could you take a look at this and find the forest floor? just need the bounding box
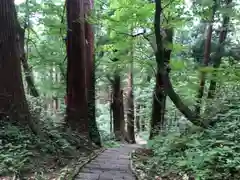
[0,119,147,180]
[0,120,102,180]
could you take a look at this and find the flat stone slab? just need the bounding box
[75,144,140,180]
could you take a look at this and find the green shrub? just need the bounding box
[147,113,240,180]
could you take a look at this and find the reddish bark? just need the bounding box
[65,0,88,133]
[84,0,101,146]
[0,0,37,133]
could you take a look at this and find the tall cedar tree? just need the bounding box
[66,0,89,133]
[0,0,38,133]
[126,37,135,143]
[84,0,101,146]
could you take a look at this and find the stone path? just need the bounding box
[75,144,140,180]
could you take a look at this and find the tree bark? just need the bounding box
[109,86,113,133]
[84,0,101,146]
[65,0,89,134]
[141,104,146,131]
[126,34,135,143]
[152,0,208,128]
[21,54,39,97]
[126,70,135,143]
[111,74,124,140]
[15,6,39,98]
[149,1,173,139]
[207,0,231,99]
[0,0,38,133]
[149,72,166,139]
[135,103,141,133]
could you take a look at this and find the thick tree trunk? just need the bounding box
[148,0,175,139]
[0,0,38,133]
[149,72,166,139]
[126,37,135,143]
[126,70,135,143]
[84,0,101,146]
[65,0,88,133]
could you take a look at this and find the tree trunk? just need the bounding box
[84,0,101,146]
[21,54,39,97]
[126,70,135,143]
[149,72,166,139]
[149,23,173,139]
[195,3,216,116]
[109,87,113,133]
[0,0,38,133]
[16,9,39,98]
[152,0,207,128]
[207,0,231,99]
[119,90,126,140]
[135,103,140,133]
[111,74,124,140]
[141,104,146,131]
[65,0,88,134]
[126,35,135,143]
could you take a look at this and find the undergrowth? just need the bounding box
[145,114,240,180]
[0,120,96,178]
[0,96,97,178]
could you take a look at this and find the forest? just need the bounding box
[0,0,240,179]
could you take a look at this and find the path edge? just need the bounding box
[58,147,106,180]
[130,149,149,180]
[130,149,139,180]
[71,147,106,180]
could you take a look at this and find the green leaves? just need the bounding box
[196,0,214,7]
